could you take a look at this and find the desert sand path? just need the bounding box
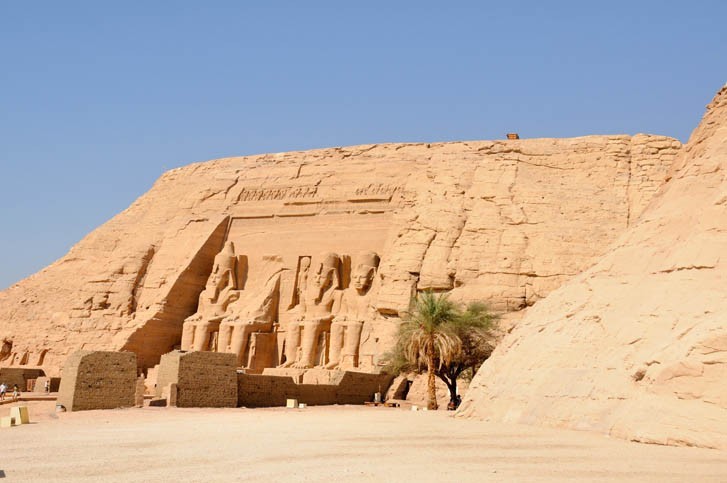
[1,402,726,482]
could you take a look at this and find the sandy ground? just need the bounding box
[1,401,726,482]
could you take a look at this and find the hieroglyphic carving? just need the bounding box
[353,183,401,198]
[235,185,319,202]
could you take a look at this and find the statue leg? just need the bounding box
[230,324,253,367]
[341,321,364,368]
[280,322,301,367]
[294,321,321,369]
[218,322,233,352]
[193,322,212,351]
[325,322,344,369]
[180,321,195,351]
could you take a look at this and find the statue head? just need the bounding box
[207,241,236,290]
[351,251,379,293]
[309,252,340,301]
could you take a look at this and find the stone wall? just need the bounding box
[237,374,297,407]
[0,368,45,390]
[33,376,61,392]
[156,350,237,408]
[237,369,393,407]
[56,351,136,411]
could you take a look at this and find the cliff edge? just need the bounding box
[459,84,727,450]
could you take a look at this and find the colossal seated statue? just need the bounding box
[280,252,341,369]
[180,241,240,352]
[325,251,380,370]
[218,257,284,367]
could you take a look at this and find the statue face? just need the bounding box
[351,265,374,291]
[312,263,333,289]
[207,269,222,289]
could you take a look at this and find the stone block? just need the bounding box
[56,351,137,411]
[35,376,61,393]
[9,406,29,424]
[156,351,236,408]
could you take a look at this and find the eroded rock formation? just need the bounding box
[0,135,679,375]
[459,84,727,450]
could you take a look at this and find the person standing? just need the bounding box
[12,384,19,401]
[44,379,50,394]
[0,382,6,401]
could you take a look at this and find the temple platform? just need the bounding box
[238,368,393,408]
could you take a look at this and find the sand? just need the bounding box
[1,401,726,482]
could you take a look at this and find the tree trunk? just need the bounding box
[449,377,458,408]
[435,371,457,407]
[426,342,438,410]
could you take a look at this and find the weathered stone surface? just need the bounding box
[33,376,61,392]
[155,350,237,408]
[0,135,679,375]
[459,84,727,450]
[405,373,470,409]
[56,350,136,411]
[237,369,393,407]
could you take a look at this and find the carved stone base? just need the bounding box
[262,367,307,383]
[238,369,394,407]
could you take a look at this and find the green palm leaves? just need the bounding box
[390,291,496,410]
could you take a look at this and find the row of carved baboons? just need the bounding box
[180,242,380,370]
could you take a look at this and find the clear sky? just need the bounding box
[1,1,726,289]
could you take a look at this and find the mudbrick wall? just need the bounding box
[155,350,237,408]
[56,350,136,411]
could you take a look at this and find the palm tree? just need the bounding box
[387,294,497,410]
[435,301,495,407]
[398,291,462,410]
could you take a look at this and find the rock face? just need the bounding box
[0,135,679,375]
[459,85,727,449]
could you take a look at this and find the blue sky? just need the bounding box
[1,1,725,289]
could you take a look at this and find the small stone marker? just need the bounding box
[298,403,307,409]
[286,398,298,408]
[0,416,15,428]
[10,406,30,424]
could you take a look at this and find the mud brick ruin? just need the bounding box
[155,351,238,408]
[57,351,136,411]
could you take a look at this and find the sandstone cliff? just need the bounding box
[459,84,727,449]
[0,135,679,375]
